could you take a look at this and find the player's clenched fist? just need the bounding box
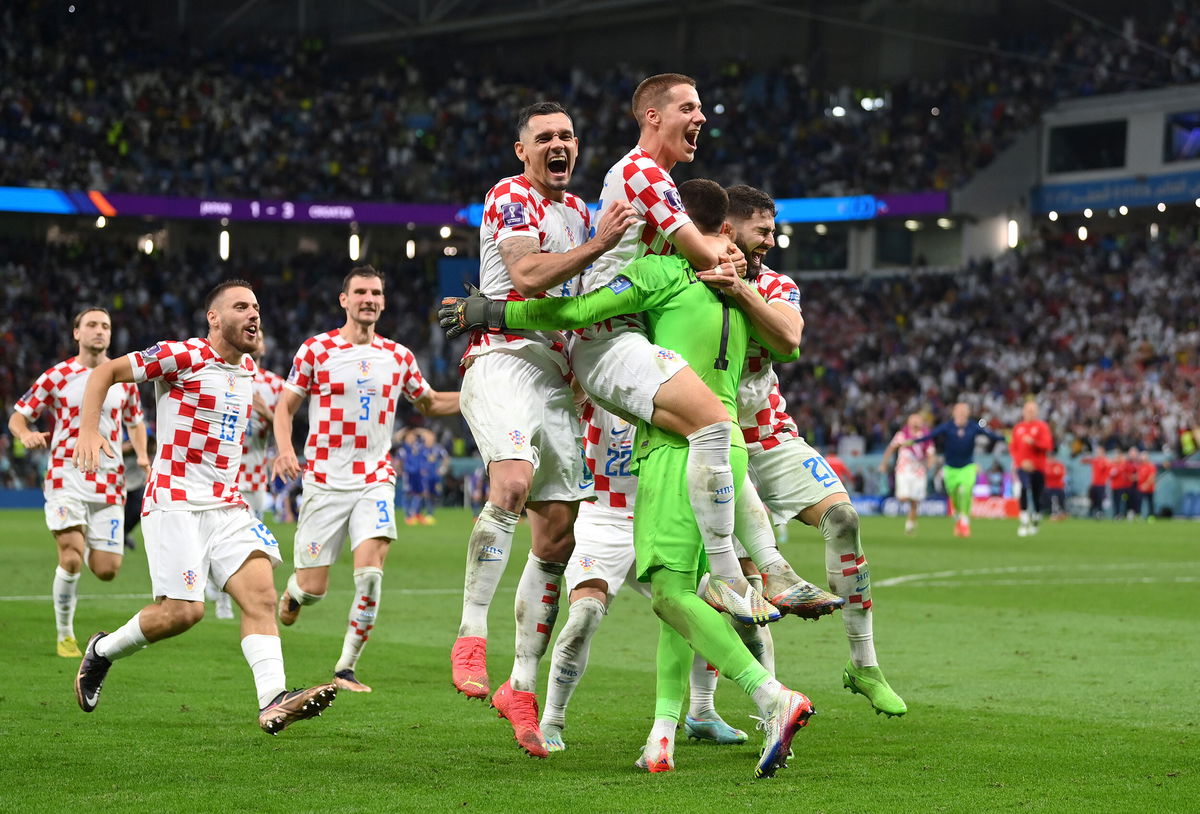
[72,428,114,474]
[437,285,508,339]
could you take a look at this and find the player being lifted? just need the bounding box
[569,74,788,624]
[714,184,905,717]
[9,307,148,657]
[72,280,336,734]
[450,100,639,758]
[273,266,458,694]
[443,180,814,778]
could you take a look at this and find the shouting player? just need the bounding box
[72,280,336,734]
[9,306,147,657]
[451,101,639,758]
[273,266,458,694]
[443,180,815,778]
[719,185,905,717]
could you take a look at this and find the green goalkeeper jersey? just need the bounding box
[503,254,793,457]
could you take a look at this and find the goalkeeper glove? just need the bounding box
[438,285,508,339]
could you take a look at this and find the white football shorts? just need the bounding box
[748,437,848,525]
[567,503,651,601]
[571,328,689,425]
[461,349,594,504]
[142,507,281,599]
[894,468,928,502]
[293,482,397,569]
[44,496,124,555]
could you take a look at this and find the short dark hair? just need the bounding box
[204,279,253,310]
[72,305,110,330]
[632,73,696,127]
[678,179,728,235]
[517,102,569,138]
[342,265,384,294]
[726,185,776,220]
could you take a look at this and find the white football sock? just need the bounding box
[241,633,287,708]
[737,575,776,674]
[509,552,565,692]
[733,476,785,570]
[750,676,783,718]
[53,566,80,640]
[458,502,519,638]
[688,656,719,719]
[542,596,606,727]
[95,611,148,660]
[685,422,739,576]
[285,572,325,605]
[335,566,382,673]
[822,504,877,667]
[649,716,678,750]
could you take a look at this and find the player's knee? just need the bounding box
[489,478,531,513]
[820,502,859,542]
[93,565,119,582]
[59,551,83,572]
[164,601,206,632]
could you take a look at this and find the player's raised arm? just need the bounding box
[73,356,135,473]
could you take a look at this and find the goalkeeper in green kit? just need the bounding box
[440,179,814,778]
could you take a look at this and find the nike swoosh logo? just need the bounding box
[611,427,629,435]
[85,690,99,706]
[356,378,371,384]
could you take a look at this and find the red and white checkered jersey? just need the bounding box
[891,427,933,478]
[237,366,284,495]
[737,269,802,454]
[468,174,590,375]
[284,330,430,490]
[585,147,691,295]
[129,338,256,513]
[581,400,636,519]
[14,357,143,505]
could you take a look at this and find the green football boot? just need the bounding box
[843,660,907,717]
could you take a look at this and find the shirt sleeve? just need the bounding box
[121,383,144,428]
[283,342,317,397]
[485,184,541,247]
[627,162,691,238]
[395,349,430,403]
[127,340,195,383]
[505,258,681,330]
[13,369,56,420]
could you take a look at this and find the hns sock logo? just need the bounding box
[478,545,505,563]
[713,484,735,504]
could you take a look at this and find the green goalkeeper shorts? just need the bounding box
[632,443,748,582]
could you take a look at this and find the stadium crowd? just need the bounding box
[3,226,1197,489]
[2,5,1199,203]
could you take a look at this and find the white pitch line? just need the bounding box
[877,576,1199,588]
[874,561,1200,588]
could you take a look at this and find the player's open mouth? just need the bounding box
[548,155,569,176]
[243,325,258,338]
[684,130,699,149]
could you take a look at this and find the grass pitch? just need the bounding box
[0,508,1196,812]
